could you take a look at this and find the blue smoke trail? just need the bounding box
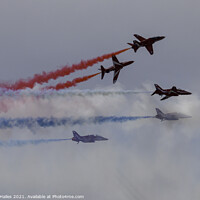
[91,116,153,123]
[0,138,71,147]
[0,116,154,129]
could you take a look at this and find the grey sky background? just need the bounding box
[0,0,199,90]
[0,0,200,199]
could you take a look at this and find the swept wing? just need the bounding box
[160,95,171,101]
[112,55,123,84]
[134,34,146,41]
[145,45,154,55]
[113,69,120,84]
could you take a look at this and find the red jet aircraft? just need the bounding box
[127,34,165,55]
[151,84,192,101]
[99,55,134,84]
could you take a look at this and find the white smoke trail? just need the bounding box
[0,138,71,147]
[0,88,152,98]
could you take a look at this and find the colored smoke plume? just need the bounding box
[0,48,130,90]
[46,72,100,90]
[0,116,154,129]
[0,138,71,147]
[0,89,151,98]
[0,88,151,113]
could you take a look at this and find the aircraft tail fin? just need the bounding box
[99,65,106,80]
[151,84,163,96]
[155,108,165,121]
[72,131,81,139]
[127,42,139,53]
[156,108,164,115]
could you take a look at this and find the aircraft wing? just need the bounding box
[169,90,179,96]
[113,69,121,84]
[145,45,154,55]
[82,135,95,143]
[112,55,121,65]
[112,55,123,84]
[160,95,171,101]
[134,34,146,41]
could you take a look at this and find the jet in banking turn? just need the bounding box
[155,108,191,121]
[72,131,108,144]
[99,55,134,84]
[127,34,165,55]
[151,84,192,101]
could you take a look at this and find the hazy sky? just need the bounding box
[0,0,200,199]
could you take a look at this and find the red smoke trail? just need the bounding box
[0,48,130,90]
[45,73,100,90]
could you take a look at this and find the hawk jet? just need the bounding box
[151,84,192,101]
[72,130,108,144]
[99,55,134,84]
[127,34,165,55]
[155,108,191,121]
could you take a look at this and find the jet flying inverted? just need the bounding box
[99,55,134,84]
[72,131,108,144]
[127,34,165,55]
[151,84,192,101]
[155,108,191,121]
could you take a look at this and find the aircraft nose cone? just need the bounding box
[182,90,192,95]
[100,137,108,140]
[160,36,165,40]
[128,61,134,65]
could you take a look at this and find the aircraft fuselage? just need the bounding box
[104,61,134,73]
[155,108,191,121]
[155,114,179,121]
[157,87,191,96]
[72,131,108,143]
[128,34,165,55]
[139,36,165,47]
[72,135,95,143]
[152,84,192,100]
[156,112,191,121]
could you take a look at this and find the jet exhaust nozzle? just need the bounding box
[127,42,139,53]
